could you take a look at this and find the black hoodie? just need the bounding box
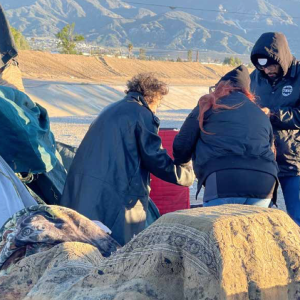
[250,32,300,177]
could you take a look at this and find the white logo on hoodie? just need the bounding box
[282,85,293,96]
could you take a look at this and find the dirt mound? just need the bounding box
[18,50,236,85]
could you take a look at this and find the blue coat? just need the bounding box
[61,92,194,245]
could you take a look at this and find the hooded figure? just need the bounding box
[173,65,278,208]
[250,32,300,225]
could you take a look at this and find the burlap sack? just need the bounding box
[1,205,299,300]
[0,61,25,92]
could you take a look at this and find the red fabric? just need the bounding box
[150,129,190,215]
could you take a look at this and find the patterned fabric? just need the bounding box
[0,205,300,300]
[0,205,120,270]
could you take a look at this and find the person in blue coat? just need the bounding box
[61,73,194,246]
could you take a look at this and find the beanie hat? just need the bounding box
[220,65,250,90]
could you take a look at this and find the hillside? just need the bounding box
[4,0,300,55]
[18,50,235,86]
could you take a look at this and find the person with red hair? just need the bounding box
[173,65,278,207]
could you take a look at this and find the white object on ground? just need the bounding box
[92,220,112,234]
[0,156,37,228]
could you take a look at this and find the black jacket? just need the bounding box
[61,92,194,245]
[250,32,300,177]
[173,92,278,197]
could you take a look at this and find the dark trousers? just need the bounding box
[279,176,300,226]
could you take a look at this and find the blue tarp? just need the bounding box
[0,86,57,173]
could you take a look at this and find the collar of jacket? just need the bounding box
[127,92,150,108]
[125,92,160,126]
[288,59,299,78]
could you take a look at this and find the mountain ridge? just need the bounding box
[3,0,300,55]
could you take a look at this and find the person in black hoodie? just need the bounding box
[250,32,300,225]
[173,65,278,208]
[61,73,194,246]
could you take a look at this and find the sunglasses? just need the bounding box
[256,63,278,71]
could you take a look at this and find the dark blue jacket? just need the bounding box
[173,92,278,198]
[251,32,300,177]
[61,92,194,245]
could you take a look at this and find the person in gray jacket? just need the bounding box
[250,32,300,225]
[61,73,194,246]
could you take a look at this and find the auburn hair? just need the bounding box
[198,80,256,134]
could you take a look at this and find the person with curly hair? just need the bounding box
[61,73,194,246]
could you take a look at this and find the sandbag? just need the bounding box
[1,205,299,299]
[0,61,25,92]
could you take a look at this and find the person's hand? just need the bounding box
[261,107,271,117]
[181,161,193,171]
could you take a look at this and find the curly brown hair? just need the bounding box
[125,73,169,105]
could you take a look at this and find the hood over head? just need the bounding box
[250,32,293,76]
[219,65,250,91]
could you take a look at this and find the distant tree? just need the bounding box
[128,43,133,58]
[223,57,230,65]
[139,48,146,60]
[234,57,242,66]
[196,50,199,62]
[56,23,84,54]
[187,50,193,62]
[176,57,182,62]
[223,56,242,67]
[10,27,30,50]
[229,57,235,66]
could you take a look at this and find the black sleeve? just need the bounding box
[173,105,200,165]
[268,123,276,156]
[136,113,194,187]
[271,102,300,130]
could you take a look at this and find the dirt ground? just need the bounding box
[18,50,237,86]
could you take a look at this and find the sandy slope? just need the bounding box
[18,50,236,86]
